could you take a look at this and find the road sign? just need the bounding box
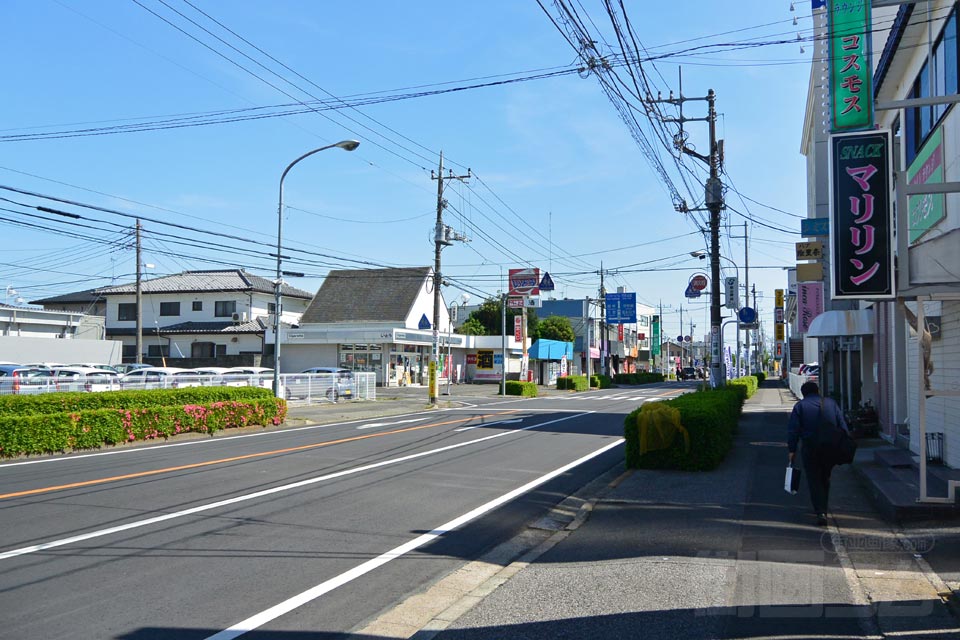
[538,272,555,292]
[508,268,540,296]
[684,335,692,343]
[605,292,637,323]
[738,306,757,324]
[677,335,683,342]
[684,283,701,299]
[690,274,708,291]
[418,314,431,330]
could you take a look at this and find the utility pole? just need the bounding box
[648,86,724,386]
[430,151,470,405]
[678,304,683,377]
[584,297,592,380]
[135,220,143,364]
[599,264,606,376]
[501,292,507,396]
[743,222,750,375]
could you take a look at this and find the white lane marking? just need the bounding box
[0,411,594,561]
[204,437,624,640]
[356,418,427,430]
[0,410,440,469]
[455,418,524,432]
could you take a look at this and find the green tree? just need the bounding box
[465,297,538,336]
[458,317,486,336]
[536,315,575,343]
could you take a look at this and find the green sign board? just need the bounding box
[651,316,660,356]
[828,0,873,131]
[907,126,946,244]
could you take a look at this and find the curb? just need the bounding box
[353,463,628,639]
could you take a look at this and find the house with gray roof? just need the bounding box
[282,266,460,386]
[33,269,312,365]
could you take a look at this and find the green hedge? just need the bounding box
[624,386,746,471]
[0,386,276,416]
[504,381,538,397]
[728,375,758,398]
[557,375,589,391]
[0,397,287,458]
[613,372,666,385]
[590,374,612,389]
[755,371,766,385]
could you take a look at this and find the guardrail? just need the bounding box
[0,372,376,404]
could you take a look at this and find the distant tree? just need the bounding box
[458,317,486,336]
[465,297,538,337]
[536,315,575,343]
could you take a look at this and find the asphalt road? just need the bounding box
[0,384,685,639]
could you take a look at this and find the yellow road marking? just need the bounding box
[0,411,516,500]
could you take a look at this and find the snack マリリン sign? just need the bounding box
[508,268,540,296]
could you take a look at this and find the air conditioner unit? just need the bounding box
[231,312,241,323]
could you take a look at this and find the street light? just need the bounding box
[692,251,742,379]
[273,140,359,398]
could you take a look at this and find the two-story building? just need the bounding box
[35,269,312,366]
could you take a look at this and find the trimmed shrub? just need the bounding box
[557,375,589,391]
[0,386,275,416]
[613,372,666,385]
[755,371,766,385]
[0,397,287,458]
[504,381,538,397]
[728,375,758,398]
[624,387,745,471]
[593,374,613,389]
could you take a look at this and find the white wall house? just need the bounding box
[35,270,312,365]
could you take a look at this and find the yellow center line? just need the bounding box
[656,390,682,397]
[0,411,517,500]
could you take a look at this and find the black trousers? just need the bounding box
[801,439,835,515]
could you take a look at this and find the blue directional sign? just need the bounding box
[418,314,431,330]
[604,292,637,323]
[738,306,757,324]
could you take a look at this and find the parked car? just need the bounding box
[114,363,153,374]
[0,365,53,395]
[67,363,122,372]
[120,366,191,389]
[50,366,122,393]
[300,367,356,401]
[680,366,697,381]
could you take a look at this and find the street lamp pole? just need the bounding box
[273,140,359,398]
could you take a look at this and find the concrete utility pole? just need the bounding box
[599,264,606,376]
[648,87,724,386]
[135,220,142,364]
[430,151,470,405]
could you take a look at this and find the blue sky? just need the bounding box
[1,0,813,348]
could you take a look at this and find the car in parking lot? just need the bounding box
[0,365,53,395]
[680,366,698,381]
[300,367,356,401]
[120,366,191,389]
[50,366,122,392]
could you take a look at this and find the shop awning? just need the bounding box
[806,309,874,337]
[528,339,574,360]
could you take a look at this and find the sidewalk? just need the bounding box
[375,381,960,639]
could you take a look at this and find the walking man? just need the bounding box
[787,380,849,526]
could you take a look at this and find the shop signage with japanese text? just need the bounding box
[795,241,823,261]
[798,282,824,334]
[828,0,873,131]
[908,125,946,244]
[830,130,894,299]
[508,268,540,296]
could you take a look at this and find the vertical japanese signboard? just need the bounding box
[907,125,946,244]
[828,0,873,132]
[514,315,522,342]
[830,130,894,299]
[651,315,661,356]
[774,288,785,359]
[798,282,824,334]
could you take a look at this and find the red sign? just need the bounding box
[618,324,624,341]
[514,315,522,341]
[508,268,540,296]
[507,297,524,309]
[638,333,645,340]
[690,274,708,291]
[466,353,477,365]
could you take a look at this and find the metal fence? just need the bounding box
[0,372,376,404]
